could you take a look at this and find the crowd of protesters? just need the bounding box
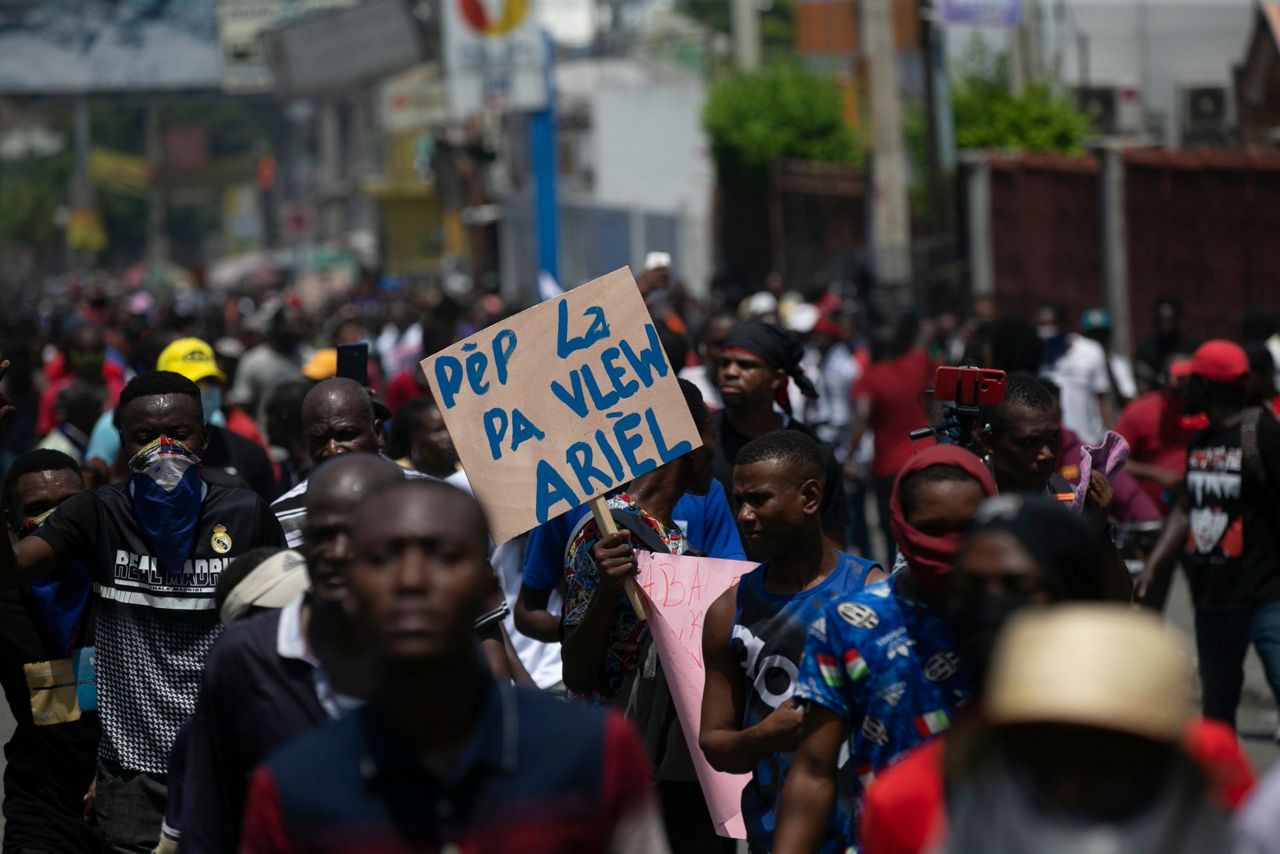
[0,264,1278,854]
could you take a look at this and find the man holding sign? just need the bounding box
[700,431,884,852]
[561,380,731,853]
[420,269,716,848]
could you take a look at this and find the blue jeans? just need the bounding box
[1194,601,1280,729]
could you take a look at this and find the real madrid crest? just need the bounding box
[211,524,232,554]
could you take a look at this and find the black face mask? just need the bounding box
[947,590,1032,693]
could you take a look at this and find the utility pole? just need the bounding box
[317,98,342,241]
[1011,0,1041,95]
[145,101,168,266]
[67,95,96,269]
[919,0,947,236]
[862,0,913,312]
[731,0,761,71]
[530,30,559,287]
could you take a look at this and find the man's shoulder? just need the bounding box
[1127,390,1164,414]
[511,687,612,764]
[833,550,880,584]
[206,480,270,514]
[515,685,605,728]
[271,479,309,510]
[264,707,363,780]
[786,419,820,440]
[786,420,839,461]
[821,578,899,639]
[1068,334,1107,360]
[1255,407,1280,438]
[207,609,283,669]
[216,425,269,458]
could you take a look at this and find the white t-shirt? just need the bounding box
[1048,334,1111,444]
[446,470,564,690]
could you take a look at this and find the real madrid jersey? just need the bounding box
[33,479,286,773]
[793,574,971,845]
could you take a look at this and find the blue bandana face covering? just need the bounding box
[128,437,204,580]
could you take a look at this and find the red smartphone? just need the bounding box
[934,366,1006,408]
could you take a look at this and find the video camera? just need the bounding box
[909,366,1006,452]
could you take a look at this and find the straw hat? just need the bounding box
[985,605,1193,743]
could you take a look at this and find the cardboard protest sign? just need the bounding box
[421,268,702,544]
[635,551,757,839]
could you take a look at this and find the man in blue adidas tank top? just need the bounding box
[700,431,884,852]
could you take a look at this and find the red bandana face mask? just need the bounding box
[889,446,998,582]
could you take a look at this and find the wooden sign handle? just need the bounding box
[589,496,648,621]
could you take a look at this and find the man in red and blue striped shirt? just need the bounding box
[240,479,668,853]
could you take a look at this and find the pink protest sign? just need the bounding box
[635,551,757,839]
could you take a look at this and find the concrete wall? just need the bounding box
[589,77,714,294]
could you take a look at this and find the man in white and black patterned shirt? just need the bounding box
[0,370,286,852]
[270,377,436,548]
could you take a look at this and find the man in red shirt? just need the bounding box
[1115,357,1200,513]
[36,326,123,438]
[240,480,665,853]
[848,320,934,564]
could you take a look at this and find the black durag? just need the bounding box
[721,320,818,414]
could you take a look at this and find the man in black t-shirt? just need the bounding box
[0,449,107,852]
[1138,341,1280,728]
[0,368,286,852]
[711,321,848,544]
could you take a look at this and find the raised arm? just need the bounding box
[0,360,59,587]
[0,534,58,591]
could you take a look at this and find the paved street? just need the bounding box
[1164,573,1280,776]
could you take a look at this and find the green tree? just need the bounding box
[703,64,862,187]
[0,150,72,256]
[944,43,1093,154]
[903,45,1092,218]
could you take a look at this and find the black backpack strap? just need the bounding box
[1240,407,1280,522]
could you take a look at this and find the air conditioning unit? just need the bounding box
[1181,84,1229,134]
[1076,83,1144,136]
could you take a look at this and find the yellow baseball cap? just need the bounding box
[157,338,226,384]
[302,348,338,381]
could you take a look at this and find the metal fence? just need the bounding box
[970,147,1280,351]
[1125,148,1280,343]
[988,153,1104,323]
